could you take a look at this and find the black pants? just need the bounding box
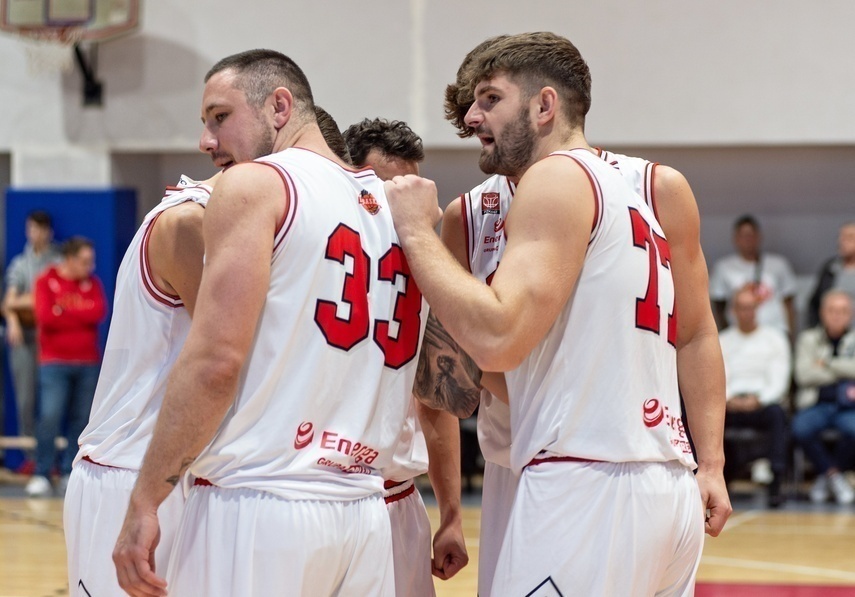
[724,404,789,482]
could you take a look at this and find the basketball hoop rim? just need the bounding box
[0,0,139,43]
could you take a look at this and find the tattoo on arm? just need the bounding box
[414,312,482,418]
[165,457,196,487]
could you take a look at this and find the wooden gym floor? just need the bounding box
[2,472,855,596]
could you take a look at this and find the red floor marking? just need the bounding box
[696,583,855,596]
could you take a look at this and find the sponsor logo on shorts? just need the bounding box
[78,580,93,597]
[294,421,315,449]
[358,189,380,215]
[481,192,500,215]
[526,577,564,597]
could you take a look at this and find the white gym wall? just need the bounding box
[0,0,852,298]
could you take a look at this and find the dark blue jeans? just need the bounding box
[791,402,855,474]
[34,363,99,477]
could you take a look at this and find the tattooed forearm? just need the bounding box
[414,312,483,418]
[165,456,196,487]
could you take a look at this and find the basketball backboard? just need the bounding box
[0,0,139,43]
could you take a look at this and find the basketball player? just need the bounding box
[114,49,428,597]
[386,33,731,595]
[64,174,213,596]
[345,117,468,594]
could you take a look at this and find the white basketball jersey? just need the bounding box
[597,148,658,216]
[383,395,429,483]
[460,175,515,468]
[506,149,695,473]
[190,148,427,500]
[77,177,212,469]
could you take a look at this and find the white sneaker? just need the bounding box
[751,459,774,484]
[829,472,855,505]
[809,476,829,503]
[25,475,53,498]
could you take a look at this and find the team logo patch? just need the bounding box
[358,190,381,215]
[643,398,665,428]
[481,192,500,215]
[294,421,315,449]
[526,577,564,597]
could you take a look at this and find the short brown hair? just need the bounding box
[342,118,424,167]
[26,210,52,229]
[314,106,351,164]
[205,49,315,113]
[446,32,591,135]
[61,236,94,258]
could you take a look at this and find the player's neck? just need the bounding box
[537,129,590,160]
[277,123,348,168]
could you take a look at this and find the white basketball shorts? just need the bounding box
[491,459,704,596]
[63,457,185,597]
[385,479,435,597]
[478,461,519,597]
[166,482,394,596]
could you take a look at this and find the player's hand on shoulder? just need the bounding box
[384,175,443,239]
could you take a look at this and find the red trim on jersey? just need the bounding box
[505,177,516,197]
[194,478,214,487]
[253,161,299,254]
[82,455,123,469]
[384,482,415,504]
[292,147,376,176]
[140,211,184,309]
[459,194,473,273]
[647,162,661,221]
[553,152,604,244]
[526,455,601,468]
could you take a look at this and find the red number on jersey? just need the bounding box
[314,224,371,351]
[374,245,423,369]
[316,226,423,368]
[629,207,676,346]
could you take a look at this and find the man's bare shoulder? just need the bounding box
[516,154,596,204]
[443,196,464,225]
[651,164,700,242]
[157,201,205,232]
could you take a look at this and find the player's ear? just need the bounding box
[271,87,294,130]
[535,86,558,126]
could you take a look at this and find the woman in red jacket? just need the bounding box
[25,237,106,497]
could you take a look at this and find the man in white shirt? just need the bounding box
[710,215,798,339]
[719,286,791,507]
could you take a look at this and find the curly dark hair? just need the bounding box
[342,118,424,167]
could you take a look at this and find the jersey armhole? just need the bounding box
[141,210,184,308]
[460,194,473,273]
[553,154,604,244]
[254,161,298,254]
[646,162,661,222]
